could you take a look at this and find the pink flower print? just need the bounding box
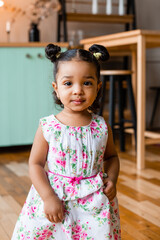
[53,176,59,182]
[52,147,57,153]
[95,179,99,184]
[89,179,94,184]
[54,123,61,130]
[101,210,107,218]
[87,196,93,203]
[107,212,111,219]
[114,208,118,214]
[111,201,115,207]
[58,151,66,157]
[65,186,77,195]
[72,155,77,162]
[56,159,66,168]
[78,198,87,205]
[82,162,88,169]
[98,154,103,164]
[77,127,82,133]
[73,235,80,240]
[81,232,87,239]
[114,234,119,240]
[90,121,98,127]
[82,152,88,159]
[70,127,76,132]
[31,206,36,213]
[73,224,82,233]
[91,127,95,134]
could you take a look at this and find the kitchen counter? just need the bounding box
[0,42,69,48]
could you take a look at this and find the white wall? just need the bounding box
[136,0,160,127]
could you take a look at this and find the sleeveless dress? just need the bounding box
[12,114,121,240]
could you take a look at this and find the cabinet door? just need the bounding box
[0,47,63,146]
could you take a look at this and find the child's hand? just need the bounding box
[103,177,117,201]
[44,195,64,223]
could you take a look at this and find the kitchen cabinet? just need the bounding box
[0,43,68,146]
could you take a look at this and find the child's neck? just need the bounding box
[55,110,93,127]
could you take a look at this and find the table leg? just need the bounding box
[137,36,146,169]
[131,50,137,107]
[131,50,137,147]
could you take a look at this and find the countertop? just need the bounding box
[0,42,69,48]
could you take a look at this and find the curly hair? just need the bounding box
[45,43,110,113]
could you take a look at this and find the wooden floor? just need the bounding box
[0,137,160,240]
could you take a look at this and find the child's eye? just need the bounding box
[84,81,92,86]
[64,81,72,86]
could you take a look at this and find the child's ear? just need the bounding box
[97,81,102,92]
[52,82,59,98]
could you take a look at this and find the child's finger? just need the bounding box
[53,215,61,223]
[45,213,53,222]
[58,212,64,221]
[103,185,112,194]
[103,177,109,185]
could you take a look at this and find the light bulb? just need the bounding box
[0,0,4,7]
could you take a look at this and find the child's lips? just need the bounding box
[72,99,85,105]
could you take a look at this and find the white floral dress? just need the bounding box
[12,114,121,240]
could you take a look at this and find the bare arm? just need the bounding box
[29,125,55,201]
[103,124,120,200]
[29,125,64,222]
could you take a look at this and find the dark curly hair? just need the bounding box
[45,43,110,113]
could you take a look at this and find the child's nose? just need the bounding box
[73,84,83,95]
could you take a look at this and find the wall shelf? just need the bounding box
[66,13,134,24]
[57,0,136,42]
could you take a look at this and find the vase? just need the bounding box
[92,0,98,14]
[29,23,40,42]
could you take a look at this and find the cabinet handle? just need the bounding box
[26,54,32,58]
[37,53,43,59]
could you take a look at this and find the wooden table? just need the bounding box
[80,29,160,169]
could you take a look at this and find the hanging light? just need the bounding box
[0,0,4,7]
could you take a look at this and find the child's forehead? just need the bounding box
[56,60,97,80]
[58,60,95,70]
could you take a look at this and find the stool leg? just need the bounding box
[118,77,125,151]
[127,76,137,148]
[149,90,160,127]
[109,76,116,137]
[98,75,107,116]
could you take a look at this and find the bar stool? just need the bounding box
[149,86,160,127]
[99,70,137,151]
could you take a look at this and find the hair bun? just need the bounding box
[45,43,61,63]
[89,44,110,62]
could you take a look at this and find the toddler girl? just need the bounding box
[12,43,121,239]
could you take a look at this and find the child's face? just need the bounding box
[52,60,101,113]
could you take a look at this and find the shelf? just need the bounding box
[66,13,134,24]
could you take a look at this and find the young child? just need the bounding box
[12,44,121,239]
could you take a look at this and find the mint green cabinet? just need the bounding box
[0,47,63,146]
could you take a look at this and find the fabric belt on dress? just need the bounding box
[48,170,99,185]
